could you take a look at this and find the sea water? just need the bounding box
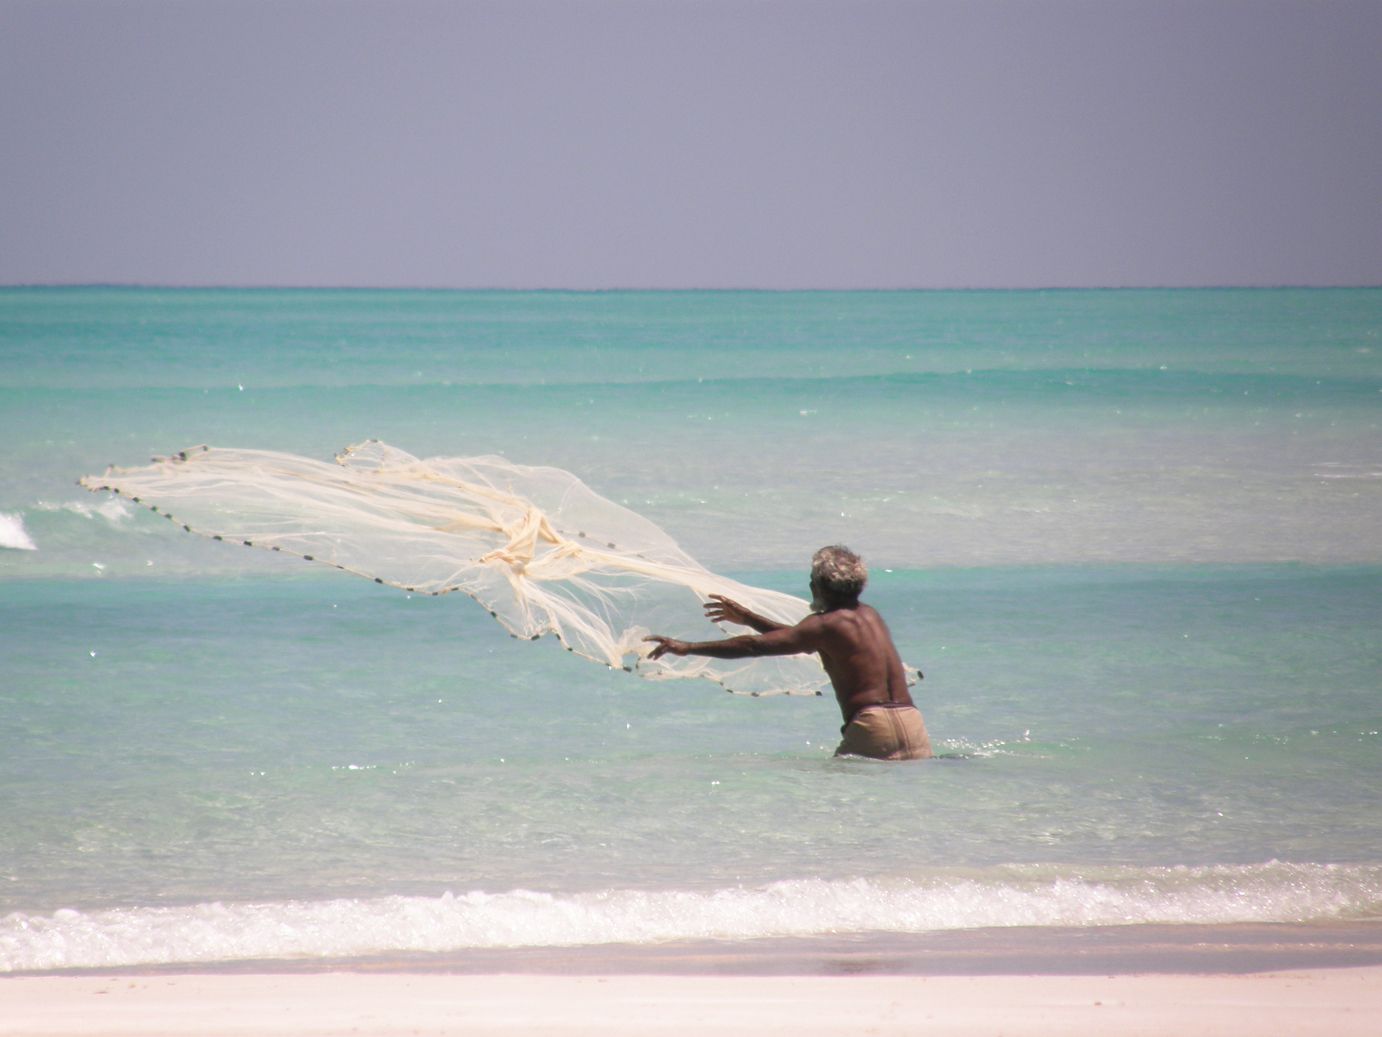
[1,287,1379,971]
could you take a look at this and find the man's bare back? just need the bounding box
[645,546,932,760]
[810,602,915,725]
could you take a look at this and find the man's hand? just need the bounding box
[643,635,690,660]
[704,595,752,626]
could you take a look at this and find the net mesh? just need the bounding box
[80,441,830,696]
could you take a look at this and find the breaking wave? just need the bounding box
[5,861,1380,972]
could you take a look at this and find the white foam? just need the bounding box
[3,862,1379,972]
[1313,462,1382,480]
[33,498,133,522]
[0,512,37,551]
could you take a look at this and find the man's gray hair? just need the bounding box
[811,544,868,599]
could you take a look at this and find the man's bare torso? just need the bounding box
[810,603,914,726]
[643,590,916,729]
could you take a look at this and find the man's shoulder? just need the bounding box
[806,604,868,634]
[818,602,891,638]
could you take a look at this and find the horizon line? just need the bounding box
[4,281,1380,293]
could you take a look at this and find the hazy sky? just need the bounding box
[3,0,1379,288]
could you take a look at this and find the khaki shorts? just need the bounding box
[835,704,933,761]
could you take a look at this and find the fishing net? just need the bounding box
[80,440,830,696]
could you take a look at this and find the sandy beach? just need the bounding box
[3,966,1380,1036]
[5,925,1381,1036]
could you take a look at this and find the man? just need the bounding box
[645,545,932,760]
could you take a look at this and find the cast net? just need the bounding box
[80,441,829,696]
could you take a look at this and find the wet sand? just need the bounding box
[4,923,1381,1036]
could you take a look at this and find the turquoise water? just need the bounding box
[1,288,1380,970]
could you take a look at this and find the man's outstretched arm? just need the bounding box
[645,616,822,661]
[703,594,789,634]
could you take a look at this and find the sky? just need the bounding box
[2,0,1379,289]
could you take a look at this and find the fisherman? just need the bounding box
[645,545,931,760]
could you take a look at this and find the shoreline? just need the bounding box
[8,923,1380,1035]
[11,921,1382,979]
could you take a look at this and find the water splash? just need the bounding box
[0,512,37,551]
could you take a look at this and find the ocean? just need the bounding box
[1,287,1379,972]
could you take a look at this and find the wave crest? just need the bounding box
[4,862,1379,972]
